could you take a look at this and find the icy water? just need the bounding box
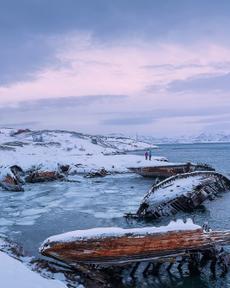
[0,143,230,287]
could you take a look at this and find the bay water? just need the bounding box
[0,143,230,287]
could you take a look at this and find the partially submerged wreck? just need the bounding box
[128,162,214,178]
[129,171,230,220]
[0,166,66,191]
[25,170,64,183]
[0,166,24,192]
[0,175,24,192]
[40,219,230,266]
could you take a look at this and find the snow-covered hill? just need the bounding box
[0,128,162,175]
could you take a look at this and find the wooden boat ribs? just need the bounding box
[134,171,230,219]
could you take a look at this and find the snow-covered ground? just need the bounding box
[0,128,165,175]
[0,251,67,288]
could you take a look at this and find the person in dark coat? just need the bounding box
[148,150,152,160]
[144,151,148,160]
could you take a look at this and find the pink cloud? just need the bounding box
[0,33,230,136]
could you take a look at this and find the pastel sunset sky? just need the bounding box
[0,0,230,136]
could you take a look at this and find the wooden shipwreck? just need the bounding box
[25,170,64,183]
[128,171,230,220]
[40,219,230,266]
[0,175,24,192]
[0,166,24,192]
[128,162,214,178]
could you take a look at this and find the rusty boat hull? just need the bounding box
[40,221,230,266]
[128,163,214,178]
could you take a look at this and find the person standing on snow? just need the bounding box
[144,151,148,160]
[148,150,152,161]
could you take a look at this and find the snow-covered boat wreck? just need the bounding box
[129,171,230,220]
[40,219,230,266]
[128,162,214,178]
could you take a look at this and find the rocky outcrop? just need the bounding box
[3,141,29,147]
[0,145,16,151]
[58,164,70,175]
[84,168,110,178]
[11,128,31,136]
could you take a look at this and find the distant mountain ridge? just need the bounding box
[138,132,230,144]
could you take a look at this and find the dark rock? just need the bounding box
[84,168,109,178]
[11,129,31,136]
[3,141,29,147]
[0,145,16,151]
[58,164,70,174]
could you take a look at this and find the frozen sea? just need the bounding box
[1,143,230,287]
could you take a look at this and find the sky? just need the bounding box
[0,0,230,137]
